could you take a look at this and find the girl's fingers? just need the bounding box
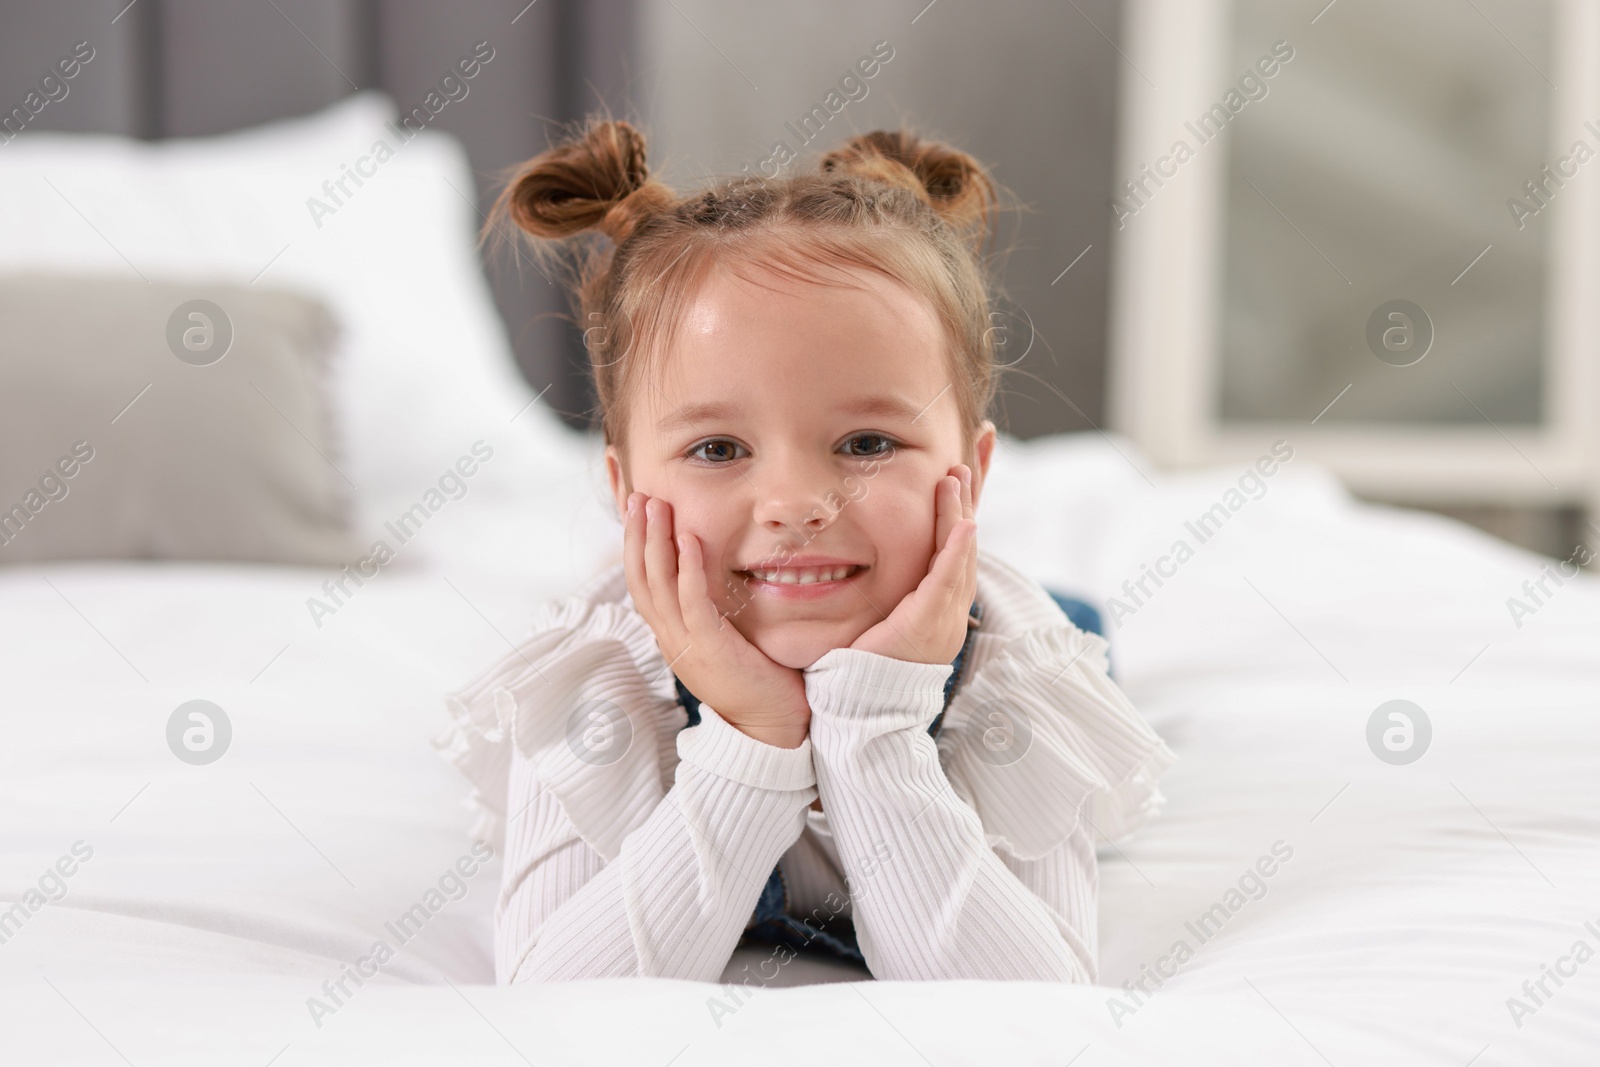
[933,472,960,555]
[955,465,977,601]
[934,519,975,595]
[923,478,952,620]
[917,513,964,613]
[622,493,654,622]
[675,531,724,638]
[643,499,685,633]
[963,514,979,601]
[882,467,979,663]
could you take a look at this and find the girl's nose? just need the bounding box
[752,460,839,538]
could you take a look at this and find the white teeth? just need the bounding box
[747,565,856,584]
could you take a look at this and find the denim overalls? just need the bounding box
[673,590,1104,969]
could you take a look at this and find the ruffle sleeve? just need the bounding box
[936,622,1177,861]
[430,569,684,860]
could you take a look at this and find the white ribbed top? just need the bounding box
[433,549,1177,984]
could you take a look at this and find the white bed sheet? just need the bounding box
[3,428,1598,1065]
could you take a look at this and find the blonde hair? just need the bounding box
[486,115,1010,465]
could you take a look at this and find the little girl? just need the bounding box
[435,117,1177,985]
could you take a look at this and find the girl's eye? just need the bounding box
[687,439,747,464]
[842,434,898,458]
[685,435,898,464]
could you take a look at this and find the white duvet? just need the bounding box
[4,425,1598,1065]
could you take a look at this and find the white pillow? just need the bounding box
[0,92,581,539]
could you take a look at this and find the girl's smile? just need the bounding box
[734,556,869,599]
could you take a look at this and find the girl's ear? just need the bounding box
[605,445,631,519]
[970,420,997,509]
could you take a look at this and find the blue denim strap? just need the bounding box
[1046,590,1110,678]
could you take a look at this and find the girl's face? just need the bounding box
[605,259,996,670]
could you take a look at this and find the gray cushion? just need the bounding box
[0,273,360,565]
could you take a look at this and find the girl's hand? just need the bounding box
[849,464,978,666]
[624,492,812,749]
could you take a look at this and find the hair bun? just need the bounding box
[820,129,997,248]
[496,118,675,245]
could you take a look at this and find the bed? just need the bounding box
[3,95,1599,1065]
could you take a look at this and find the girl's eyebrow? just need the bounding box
[657,400,738,432]
[657,394,921,433]
[840,394,923,421]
